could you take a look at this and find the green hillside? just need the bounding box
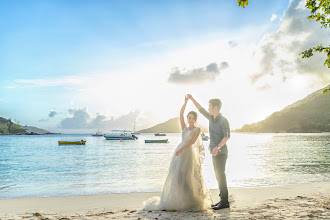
[236,85,330,133]
[0,117,26,135]
[138,117,208,133]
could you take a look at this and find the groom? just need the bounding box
[188,94,230,210]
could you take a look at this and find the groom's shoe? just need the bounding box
[211,201,220,208]
[212,202,230,210]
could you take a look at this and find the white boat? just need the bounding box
[91,130,103,136]
[104,130,138,140]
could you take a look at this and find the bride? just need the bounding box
[143,95,211,211]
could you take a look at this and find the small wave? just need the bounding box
[0,184,15,191]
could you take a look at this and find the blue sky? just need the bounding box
[0,0,287,79]
[0,0,329,132]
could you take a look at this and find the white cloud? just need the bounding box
[39,110,59,122]
[7,76,88,88]
[250,0,330,90]
[48,110,58,118]
[228,40,238,47]
[168,62,229,85]
[270,13,278,22]
[58,108,140,131]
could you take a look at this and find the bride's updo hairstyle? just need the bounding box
[187,111,198,121]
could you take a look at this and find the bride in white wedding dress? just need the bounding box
[143,96,211,211]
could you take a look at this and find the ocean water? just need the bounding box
[0,133,329,199]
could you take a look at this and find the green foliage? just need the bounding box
[306,0,330,28]
[324,86,330,94]
[301,44,330,68]
[0,123,8,134]
[9,123,26,134]
[238,0,248,8]
[301,0,330,69]
[0,117,26,134]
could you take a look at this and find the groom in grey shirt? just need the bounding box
[188,94,230,210]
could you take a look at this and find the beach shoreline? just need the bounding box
[1,182,329,219]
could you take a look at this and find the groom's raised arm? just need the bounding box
[188,94,210,120]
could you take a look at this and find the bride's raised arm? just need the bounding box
[180,95,189,131]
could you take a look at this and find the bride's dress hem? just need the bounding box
[143,127,212,211]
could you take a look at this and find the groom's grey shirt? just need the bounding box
[199,108,230,154]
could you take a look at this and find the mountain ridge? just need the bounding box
[22,126,51,134]
[0,117,53,135]
[235,84,330,133]
[138,117,208,133]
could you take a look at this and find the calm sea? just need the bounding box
[0,133,329,199]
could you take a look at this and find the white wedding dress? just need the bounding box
[143,127,212,211]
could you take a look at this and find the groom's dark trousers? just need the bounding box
[212,153,228,203]
[198,107,230,204]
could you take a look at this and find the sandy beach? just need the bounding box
[1,182,329,219]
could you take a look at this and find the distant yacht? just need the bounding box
[145,139,168,143]
[154,133,166,136]
[201,133,209,141]
[91,131,103,136]
[104,130,138,140]
[132,120,140,135]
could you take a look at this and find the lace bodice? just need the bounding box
[182,127,198,143]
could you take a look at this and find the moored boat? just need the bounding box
[104,130,138,140]
[201,133,209,141]
[145,139,168,143]
[132,121,140,135]
[154,133,166,136]
[91,131,103,136]
[58,140,86,145]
